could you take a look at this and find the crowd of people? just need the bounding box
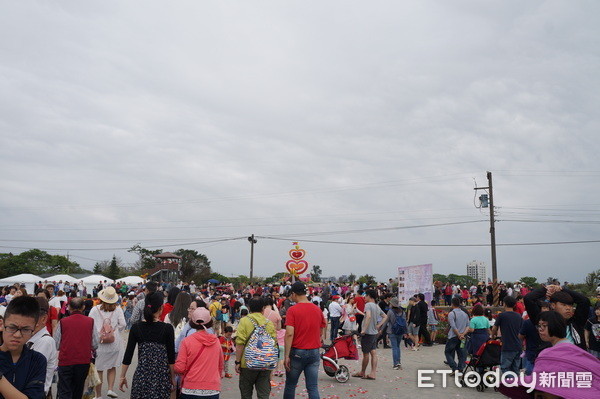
[1,277,599,399]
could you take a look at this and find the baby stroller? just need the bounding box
[461,338,502,392]
[321,333,359,383]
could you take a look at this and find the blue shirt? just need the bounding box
[519,319,540,361]
[0,345,46,399]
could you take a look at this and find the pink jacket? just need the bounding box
[175,330,224,391]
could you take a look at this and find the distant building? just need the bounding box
[466,260,486,283]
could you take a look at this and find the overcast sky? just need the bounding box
[1,1,599,283]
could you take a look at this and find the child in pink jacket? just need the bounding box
[175,307,224,398]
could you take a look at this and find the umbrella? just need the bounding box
[207,278,220,284]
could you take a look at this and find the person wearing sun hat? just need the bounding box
[175,307,224,398]
[89,286,126,399]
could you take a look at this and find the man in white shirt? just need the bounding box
[46,284,62,309]
[328,295,343,343]
[28,297,58,396]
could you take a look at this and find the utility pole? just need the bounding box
[474,171,499,305]
[487,171,498,285]
[248,234,257,283]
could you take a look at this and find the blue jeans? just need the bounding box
[500,350,521,375]
[389,333,403,366]
[284,348,320,399]
[330,316,341,342]
[444,337,466,372]
[523,357,534,376]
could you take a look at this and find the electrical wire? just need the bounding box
[257,236,600,247]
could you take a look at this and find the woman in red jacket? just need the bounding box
[175,307,224,399]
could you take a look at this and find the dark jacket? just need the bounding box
[0,345,46,399]
[407,304,420,326]
[417,300,429,326]
[524,287,590,350]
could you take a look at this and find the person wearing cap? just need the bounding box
[327,295,343,343]
[27,296,58,396]
[54,297,99,399]
[525,283,591,350]
[89,287,126,399]
[175,307,224,398]
[283,282,326,399]
[385,297,406,370]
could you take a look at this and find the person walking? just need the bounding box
[120,292,176,399]
[283,282,326,399]
[234,297,277,399]
[28,297,58,397]
[416,293,432,346]
[444,297,469,376]
[327,296,343,343]
[491,295,523,375]
[353,289,387,380]
[386,298,407,370]
[54,297,98,399]
[89,287,126,399]
[175,307,224,399]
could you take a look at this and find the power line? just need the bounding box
[257,236,600,247]
[0,237,246,252]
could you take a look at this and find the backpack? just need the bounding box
[100,315,115,344]
[244,317,278,370]
[392,312,407,336]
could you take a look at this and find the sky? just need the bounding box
[1,1,599,283]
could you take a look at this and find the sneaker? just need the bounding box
[225,373,233,378]
[393,364,400,370]
[107,391,118,398]
[270,380,279,387]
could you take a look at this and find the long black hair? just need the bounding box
[167,287,181,306]
[144,292,164,323]
[169,292,192,327]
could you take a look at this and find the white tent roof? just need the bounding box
[118,276,145,285]
[79,274,114,284]
[0,273,42,284]
[45,274,76,282]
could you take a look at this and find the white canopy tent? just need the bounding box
[80,274,114,295]
[118,276,145,286]
[45,274,76,282]
[0,273,42,295]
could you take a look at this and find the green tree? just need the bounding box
[0,249,85,278]
[174,249,211,282]
[128,244,162,271]
[520,276,538,288]
[445,274,477,287]
[357,274,376,286]
[106,255,122,280]
[311,265,322,282]
[93,262,103,274]
[585,269,600,291]
[433,273,447,283]
[230,275,250,288]
[348,273,356,283]
[265,272,287,284]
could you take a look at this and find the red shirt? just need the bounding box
[514,301,525,315]
[46,306,58,336]
[160,302,174,322]
[354,295,366,312]
[286,302,326,350]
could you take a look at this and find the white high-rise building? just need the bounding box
[466,260,487,282]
